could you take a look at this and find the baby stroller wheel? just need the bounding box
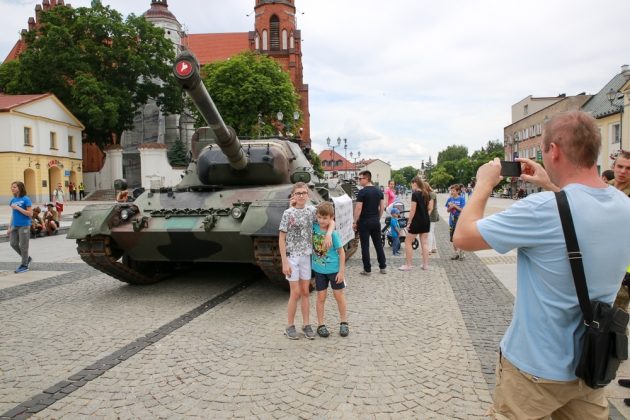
[412,238,419,250]
[381,234,386,247]
[387,237,393,247]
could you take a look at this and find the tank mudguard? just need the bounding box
[239,201,288,236]
[66,204,116,239]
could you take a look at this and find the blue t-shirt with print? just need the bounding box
[445,196,465,227]
[10,196,32,227]
[389,217,400,238]
[477,184,630,381]
[311,223,343,274]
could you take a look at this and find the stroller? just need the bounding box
[381,202,419,250]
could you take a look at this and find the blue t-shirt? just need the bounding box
[389,217,400,238]
[312,223,343,274]
[445,196,465,227]
[10,196,32,228]
[477,184,630,381]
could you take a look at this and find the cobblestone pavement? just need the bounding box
[0,196,626,418]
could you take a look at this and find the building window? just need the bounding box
[255,32,260,50]
[612,123,621,144]
[68,135,75,153]
[269,15,280,51]
[282,29,288,50]
[50,132,57,150]
[24,127,32,146]
[262,30,268,50]
[290,32,295,49]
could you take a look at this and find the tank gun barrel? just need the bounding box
[173,50,248,170]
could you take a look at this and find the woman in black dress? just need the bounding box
[399,176,433,271]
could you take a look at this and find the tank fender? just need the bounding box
[66,204,117,239]
[239,201,288,236]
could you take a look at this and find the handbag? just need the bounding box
[556,190,629,389]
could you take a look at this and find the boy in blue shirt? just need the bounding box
[389,208,402,256]
[312,202,348,338]
[445,184,466,260]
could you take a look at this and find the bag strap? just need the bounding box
[555,190,594,325]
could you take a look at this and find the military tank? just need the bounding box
[67,50,357,287]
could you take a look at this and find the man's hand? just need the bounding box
[475,158,502,190]
[516,158,559,192]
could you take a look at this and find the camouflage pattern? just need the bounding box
[67,51,357,286]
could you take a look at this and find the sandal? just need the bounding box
[339,322,349,337]
[317,325,330,338]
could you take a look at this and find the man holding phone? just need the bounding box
[453,111,630,418]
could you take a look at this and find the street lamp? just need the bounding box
[326,136,342,178]
[607,88,624,149]
[257,112,264,137]
[276,111,284,136]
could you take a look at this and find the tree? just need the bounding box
[391,166,419,186]
[168,138,188,167]
[309,151,324,179]
[0,1,182,148]
[428,166,453,191]
[200,52,301,138]
[437,145,468,164]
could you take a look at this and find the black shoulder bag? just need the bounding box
[556,190,629,389]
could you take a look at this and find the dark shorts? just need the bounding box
[314,272,345,291]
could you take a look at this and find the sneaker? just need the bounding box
[359,271,371,276]
[379,269,387,274]
[450,254,460,260]
[398,265,413,271]
[340,322,349,337]
[430,249,438,254]
[302,324,316,340]
[284,325,299,340]
[27,256,32,267]
[459,252,465,260]
[317,325,330,338]
[14,265,29,274]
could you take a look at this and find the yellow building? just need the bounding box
[0,93,84,204]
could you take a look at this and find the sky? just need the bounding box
[1,0,629,169]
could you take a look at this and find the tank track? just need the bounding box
[76,235,165,285]
[253,235,359,290]
[253,237,288,289]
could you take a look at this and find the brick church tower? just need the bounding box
[249,0,310,146]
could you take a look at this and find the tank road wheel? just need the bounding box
[344,233,360,259]
[121,255,170,285]
[253,237,289,290]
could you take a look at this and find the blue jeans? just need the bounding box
[392,236,401,255]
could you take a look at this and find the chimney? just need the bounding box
[43,0,50,11]
[28,17,36,31]
[35,4,42,22]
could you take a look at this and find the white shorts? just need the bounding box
[286,255,312,281]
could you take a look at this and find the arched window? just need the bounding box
[262,30,268,50]
[255,32,260,50]
[270,15,280,51]
[289,32,295,50]
[282,29,288,50]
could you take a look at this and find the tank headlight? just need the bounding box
[231,206,244,219]
[120,209,130,221]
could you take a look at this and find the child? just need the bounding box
[278,182,332,340]
[389,208,402,256]
[31,207,44,238]
[445,184,466,260]
[312,202,348,338]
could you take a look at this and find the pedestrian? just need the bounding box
[425,181,439,253]
[445,184,465,260]
[78,182,85,200]
[43,203,59,235]
[607,150,630,196]
[399,176,432,271]
[601,169,614,183]
[352,170,387,275]
[68,181,76,201]
[52,183,64,218]
[8,181,33,273]
[389,208,402,256]
[385,180,397,207]
[311,202,349,338]
[278,182,332,340]
[30,207,44,238]
[454,111,630,419]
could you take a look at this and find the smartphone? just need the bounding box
[500,160,521,177]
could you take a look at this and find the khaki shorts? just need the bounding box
[488,353,608,420]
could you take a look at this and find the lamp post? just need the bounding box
[607,88,624,150]
[257,112,263,137]
[326,136,341,178]
[276,111,284,136]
